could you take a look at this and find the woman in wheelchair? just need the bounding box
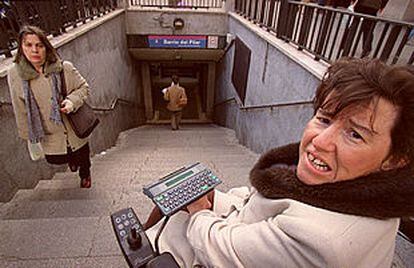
[145,58,414,267]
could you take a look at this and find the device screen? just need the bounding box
[166,170,194,187]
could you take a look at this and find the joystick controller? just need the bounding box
[111,208,155,267]
[127,227,142,250]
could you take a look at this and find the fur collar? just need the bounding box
[16,57,62,80]
[250,143,414,219]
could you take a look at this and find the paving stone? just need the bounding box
[0,199,114,220]
[0,256,128,268]
[52,172,78,181]
[35,179,81,190]
[0,217,100,259]
[6,187,119,205]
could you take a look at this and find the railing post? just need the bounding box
[276,0,289,40]
[225,0,236,13]
[285,2,298,40]
[251,0,258,22]
[297,5,313,50]
[119,0,130,9]
[380,25,402,62]
[315,9,333,60]
[266,0,276,28]
[242,0,248,16]
[258,0,266,24]
[341,15,360,57]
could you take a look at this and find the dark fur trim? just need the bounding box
[16,57,62,80]
[250,143,414,218]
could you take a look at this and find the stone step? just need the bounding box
[0,216,124,263]
[94,154,254,161]
[100,146,246,154]
[0,256,128,268]
[0,198,115,220]
[0,185,122,221]
[35,178,80,190]
[91,159,254,170]
[10,182,121,201]
[37,176,132,190]
[52,172,78,181]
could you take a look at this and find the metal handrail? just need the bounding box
[129,0,223,9]
[241,100,313,110]
[214,97,313,111]
[92,97,137,112]
[234,0,414,65]
[0,0,119,58]
[214,97,238,107]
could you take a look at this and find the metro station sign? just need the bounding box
[148,35,207,48]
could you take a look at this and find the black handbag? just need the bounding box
[60,68,99,139]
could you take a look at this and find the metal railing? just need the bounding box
[214,97,313,110]
[0,0,118,58]
[92,97,137,112]
[235,0,414,65]
[130,0,223,9]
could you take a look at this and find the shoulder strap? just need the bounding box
[60,61,67,98]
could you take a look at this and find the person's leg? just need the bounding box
[45,148,79,172]
[68,151,78,172]
[45,152,69,165]
[176,111,182,129]
[171,111,178,130]
[361,18,375,57]
[341,18,359,56]
[353,6,378,58]
[70,143,91,188]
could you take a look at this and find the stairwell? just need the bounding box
[0,124,259,267]
[1,124,411,267]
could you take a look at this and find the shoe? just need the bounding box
[69,163,78,172]
[80,176,91,188]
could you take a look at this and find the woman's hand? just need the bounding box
[60,99,74,114]
[187,194,212,215]
[144,191,215,229]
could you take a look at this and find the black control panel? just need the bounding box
[112,163,221,267]
[143,163,222,216]
[111,207,155,268]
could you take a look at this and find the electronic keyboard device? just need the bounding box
[143,162,222,216]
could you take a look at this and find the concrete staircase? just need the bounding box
[1,124,411,267]
[0,124,259,267]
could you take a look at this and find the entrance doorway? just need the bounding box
[149,62,210,123]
